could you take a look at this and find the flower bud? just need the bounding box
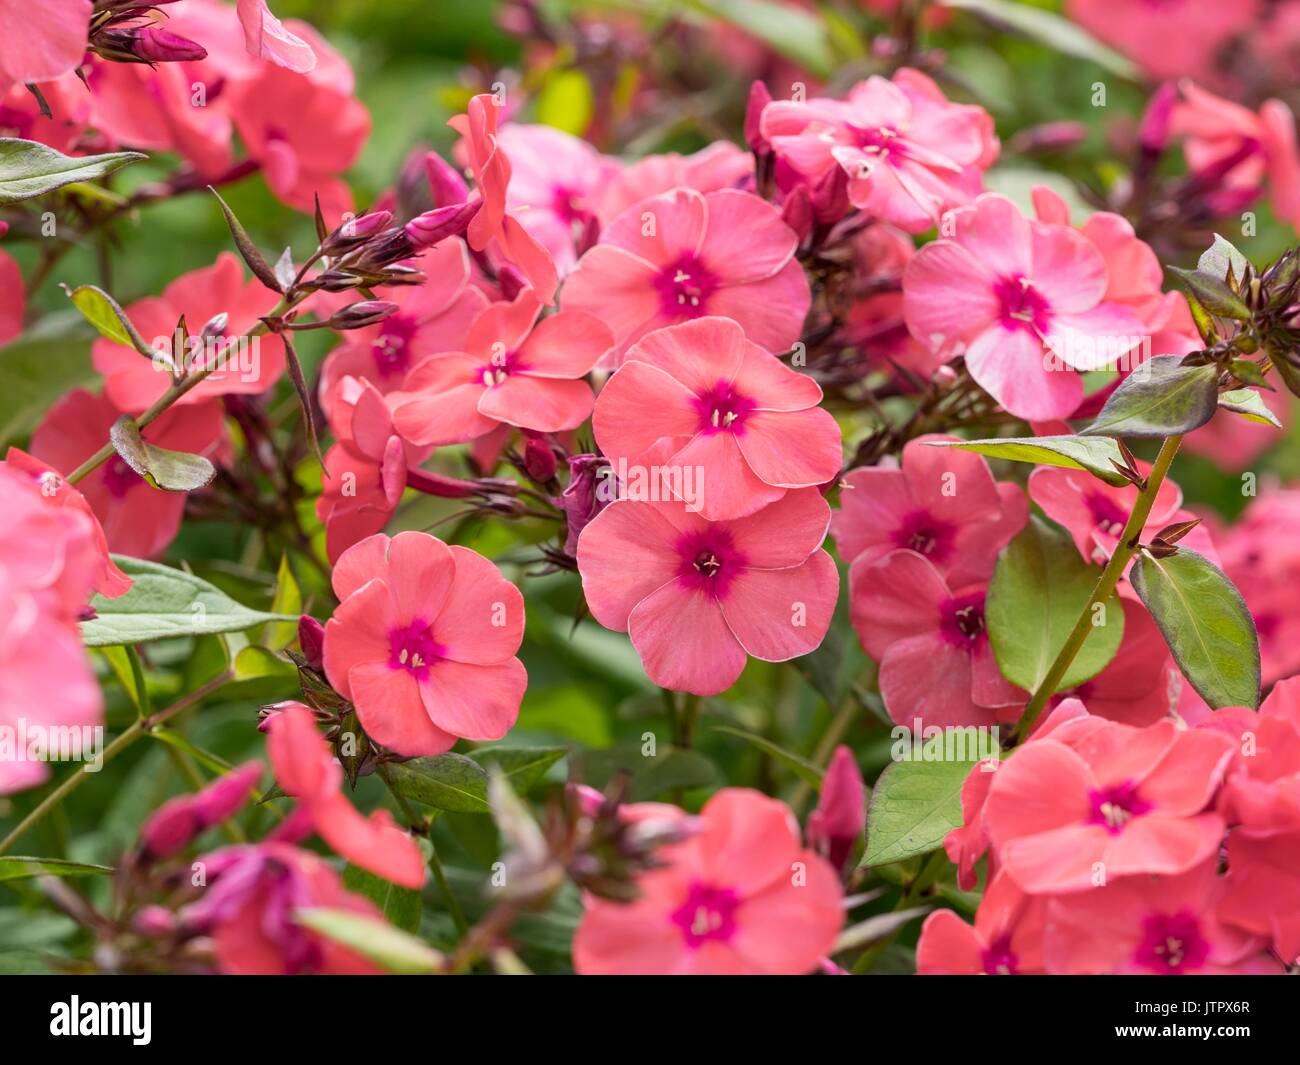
[329,300,399,330]
[405,201,479,249]
[557,454,610,556]
[745,80,773,155]
[810,165,850,225]
[806,746,864,871]
[133,906,177,937]
[425,150,471,207]
[780,184,814,242]
[0,221,8,238]
[522,434,558,483]
[298,615,326,670]
[329,210,393,250]
[200,311,228,339]
[97,26,208,64]
[1139,81,1177,155]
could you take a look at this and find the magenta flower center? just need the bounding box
[1135,910,1210,974]
[655,254,720,319]
[694,379,757,435]
[893,510,957,563]
[1087,780,1153,835]
[550,186,586,225]
[1085,491,1128,537]
[387,619,444,680]
[370,315,418,379]
[476,346,523,388]
[671,881,740,948]
[102,455,141,499]
[940,590,987,646]
[847,123,910,170]
[994,275,1053,334]
[676,529,746,598]
[980,934,1019,975]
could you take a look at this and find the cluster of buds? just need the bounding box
[311,202,479,293]
[89,1,207,65]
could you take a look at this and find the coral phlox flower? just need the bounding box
[572,788,843,975]
[849,550,1022,728]
[562,187,810,363]
[30,388,226,562]
[391,289,612,446]
[594,142,754,226]
[592,317,842,522]
[236,0,317,73]
[450,94,559,302]
[266,701,426,888]
[322,531,527,756]
[760,68,997,233]
[982,717,1235,893]
[902,193,1145,420]
[577,490,838,696]
[917,871,1046,975]
[833,434,1027,587]
[93,253,287,412]
[0,0,90,87]
[140,761,263,859]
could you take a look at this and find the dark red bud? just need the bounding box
[298,615,325,669]
[745,80,773,155]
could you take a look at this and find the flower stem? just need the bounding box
[1012,434,1184,743]
[0,669,234,857]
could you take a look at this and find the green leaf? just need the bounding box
[712,726,824,788]
[98,645,151,715]
[0,138,145,205]
[1273,348,1300,399]
[1168,264,1250,320]
[536,69,594,136]
[385,753,490,813]
[1218,388,1283,428]
[109,415,216,492]
[932,435,1132,486]
[0,857,113,882]
[63,284,153,356]
[1129,548,1260,709]
[1081,355,1221,438]
[470,745,567,794]
[210,186,283,294]
[261,555,302,650]
[1198,234,1249,284]
[862,730,991,867]
[0,312,96,445]
[570,745,718,800]
[683,0,834,77]
[342,863,422,934]
[80,556,299,647]
[943,0,1138,79]
[987,517,1126,692]
[294,908,443,974]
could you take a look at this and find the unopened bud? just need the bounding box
[405,201,479,249]
[522,434,558,483]
[331,210,393,248]
[201,312,228,339]
[745,80,773,155]
[298,615,326,669]
[806,745,864,872]
[1139,82,1177,154]
[111,26,208,63]
[425,150,471,207]
[810,165,850,224]
[780,184,814,241]
[330,300,399,330]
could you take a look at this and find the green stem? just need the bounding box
[1012,434,1184,742]
[0,669,234,856]
[792,693,859,815]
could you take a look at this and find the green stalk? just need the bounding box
[1012,434,1184,742]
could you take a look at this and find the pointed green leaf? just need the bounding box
[64,284,154,356]
[862,730,992,867]
[210,186,283,294]
[80,556,299,646]
[712,726,825,788]
[385,753,490,813]
[342,863,423,934]
[930,436,1132,486]
[942,0,1137,78]
[1198,234,1249,283]
[1130,547,1260,709]
[294,908,443,974]
[1168,264,1250,320]
[987,517,1126,692]
[0,139,145,205]
[469,745,567,794]
[1082,355,1221,437]
[1218,388,1283,428]
[0,857,113,882]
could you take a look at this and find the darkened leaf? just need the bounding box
[1082,355,1220,437]
[210,186,283,293]
[109,415,216,492]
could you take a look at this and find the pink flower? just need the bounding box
[319,240,489,403]
[0,247,23,345]
[1065,0,1258,82]
[917,871,1045,975]
[236,0,316,73]
[93,253,287,412]
[1044,859,1278,974]
[833,434,1027,588]
[592,317,841,522]
[266,701,425,888]
[806,746,864,871]
[0,0,90,87]
[450,94,559,302]
[903,193,1145,420]
[573,788,843,974]
[184,842,385,975]
[982,718,1235,893]
[322,531,527,756]
[1028,463,1216,571]
[230,63,369,220]
[760,68,997,233]
[140,762,264,859]
[316,439,404,566]
[562,187,810,363]
[594,142,754,225]
[391,290,612,446]
[849,550,1022,728]
[577,491,839,696]
[493,123,622,273]
[30,388,226,561]
[0,74,89,154]
[1219,829,1300,962]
